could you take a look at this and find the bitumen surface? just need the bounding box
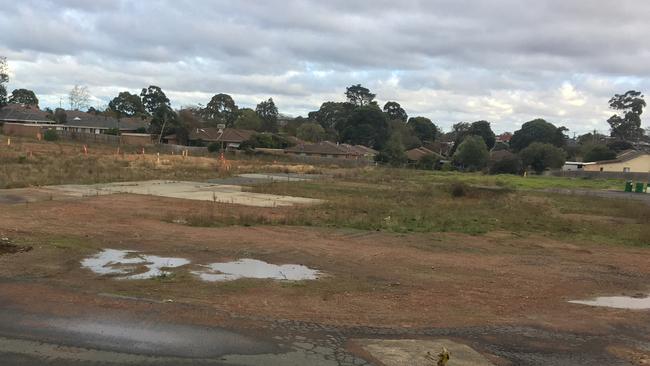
[0,297,644,366]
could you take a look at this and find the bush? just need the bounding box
[416,154,439,170]
[244,133,294,149]
[440,162,454,171]
[207,142,221,153]
[296,122,326,142]
[607,140,633,153]
[452,135,489,171]
[488,150,522,175]
[582,144,617,162]
[375,133,407,167]
[448,181,468,197]
[519,142,566,174]
[43,129,59,141]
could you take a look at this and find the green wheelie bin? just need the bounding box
[624,181,633,192]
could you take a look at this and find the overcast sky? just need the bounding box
[1,0,649,134]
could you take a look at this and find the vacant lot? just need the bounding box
[0,136,325,189]
[1,137,649,364]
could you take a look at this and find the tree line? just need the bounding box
[0,56,646,173]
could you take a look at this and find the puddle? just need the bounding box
[81,249,190,279]
[82,250,320,282]
[192,258,321,282]
[569,295,650,310]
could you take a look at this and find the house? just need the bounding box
[58,110,149,134]
[285,141,376,160]
[405,147,442,162]
[582,150,650,173]
[496,132,513,144]
[340,144,378,160]
[164,128,255,148]
[0,104,54,125]
[0,104,149,136]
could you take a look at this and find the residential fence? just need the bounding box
[551,170,650,181]
[57,132,210,155]
[156,144,209,156]
[59,131,121,144]
[283,154,375,167]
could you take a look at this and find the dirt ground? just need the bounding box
[1,193,650,364]
[1,193,649,328]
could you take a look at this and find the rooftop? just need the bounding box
[0,104,53,124]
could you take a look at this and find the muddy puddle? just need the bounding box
[82,250,321,282]
[569,294,650,310]
[192,258,321,282]
[81,249,189,279]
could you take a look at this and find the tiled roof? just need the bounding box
[65,110,149,131]
[286,141,376,156]
[286,141,352,155]
[0,104,52,123]
[0,105,149,130]
[406,147,439,161]
[596,150,648,164]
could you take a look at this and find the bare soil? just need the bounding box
[1,193,649,339]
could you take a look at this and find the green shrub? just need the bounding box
[519,142,566,174]
[452,135,489,171]
[207,142,221,153]
[488,150,522,175]
[448,181,468,197]
[416,154,439,170]
[582,144,617,162]
[43,129,59,141]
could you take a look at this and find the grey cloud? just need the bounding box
[1,0,650,133]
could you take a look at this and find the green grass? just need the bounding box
[338,168,625,191]
[234,170,648,247]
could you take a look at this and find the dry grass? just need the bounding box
[0,136,326,188]
[234,174,648,247]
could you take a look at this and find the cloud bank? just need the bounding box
[1,0,649,133]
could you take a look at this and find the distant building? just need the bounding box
[61,110,149,134]
[0,104,53,124]
[0,104,149,136]
[164,128,255,148]
[562,161,594,171]
[405,147,441,162]
[285,141,377,160]
[583,150,650,173]
[496,132,513,144]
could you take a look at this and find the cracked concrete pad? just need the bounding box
[43,180,322,207]
[354,339,494,366]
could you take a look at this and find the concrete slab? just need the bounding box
[43,180,321,207]
[207,173,323,186]
[238,173,311,182]
[0,187,92,203]
[354,338,494,366]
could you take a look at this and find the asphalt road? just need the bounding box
[0,299,643,366]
